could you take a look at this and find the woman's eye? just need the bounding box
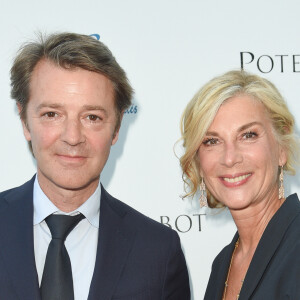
[243,131,257,139]
[202,138,218,146]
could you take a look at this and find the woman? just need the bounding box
[180,70,300,299]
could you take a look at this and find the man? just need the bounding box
[0,32,190,300]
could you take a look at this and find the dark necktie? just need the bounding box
[40,213,85,300]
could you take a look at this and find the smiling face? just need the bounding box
[21,59,119,197]
[197,94,287,211]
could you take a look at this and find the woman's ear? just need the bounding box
[278,145,287,167]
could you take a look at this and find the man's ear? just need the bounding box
[111,129,120,145]
[17,104,31,142]
[111,111,124,145]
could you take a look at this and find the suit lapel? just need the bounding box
[88,186,137,300]
[0,177,40,300]
[240,194,300,299]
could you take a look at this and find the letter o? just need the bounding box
[257,55,274,73]
[175,215,192,233]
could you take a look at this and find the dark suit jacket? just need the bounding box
[204,193,300,300]
[0,176,190,300]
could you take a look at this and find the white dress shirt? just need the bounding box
[33,176,100,300]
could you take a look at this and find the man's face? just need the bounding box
[21,59,119,194]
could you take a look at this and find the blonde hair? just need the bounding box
[180,70,299,208]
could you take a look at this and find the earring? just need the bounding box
[279,165,284,199]
[199,177,208,207]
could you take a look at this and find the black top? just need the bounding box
[204,194,300,300]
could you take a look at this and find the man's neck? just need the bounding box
[37,173,100,213]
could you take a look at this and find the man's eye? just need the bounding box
[87,115,101,121]
[202,138,218,146]
[44,112,57,118]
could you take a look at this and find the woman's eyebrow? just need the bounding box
[238,121,263,132]
[205,122,263,136]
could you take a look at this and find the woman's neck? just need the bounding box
[230,193,285,253]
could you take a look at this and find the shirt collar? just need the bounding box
[33,176,100,228]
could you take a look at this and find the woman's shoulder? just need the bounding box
[211,233,238,269]
[212,244,230,266]
[279,193,300,234]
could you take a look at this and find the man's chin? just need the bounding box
[53,178,100,191]
[38,171,100,191]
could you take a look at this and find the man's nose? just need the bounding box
[61,118,85,146]
[220,142,243,168]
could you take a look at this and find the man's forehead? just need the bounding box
[30,60,114,99]
[27,60,118,125]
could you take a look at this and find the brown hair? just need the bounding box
[11,32,133,134]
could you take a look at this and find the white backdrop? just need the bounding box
[1,1,300,299]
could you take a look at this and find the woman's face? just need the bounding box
[197,94,287,210]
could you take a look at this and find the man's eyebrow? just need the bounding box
[82,105,108,117]
[82,105,107,111]
[35,104,108,115]
[205,122,263,136]
[36,103,63,111]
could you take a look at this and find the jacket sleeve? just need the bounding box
[161,231,191,300]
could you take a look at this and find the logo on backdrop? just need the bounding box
[160,214,206,233]
[89,33,138,115]
[240,52,300,73]
[90,34,100,40]
[124,104,138,114]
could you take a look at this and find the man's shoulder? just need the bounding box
[0,177,34,201]
[0,184,25,198]
[101,186,177,238]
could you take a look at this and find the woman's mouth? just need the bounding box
[220,173,252,187]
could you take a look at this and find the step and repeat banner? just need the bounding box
[1,1,299,298]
